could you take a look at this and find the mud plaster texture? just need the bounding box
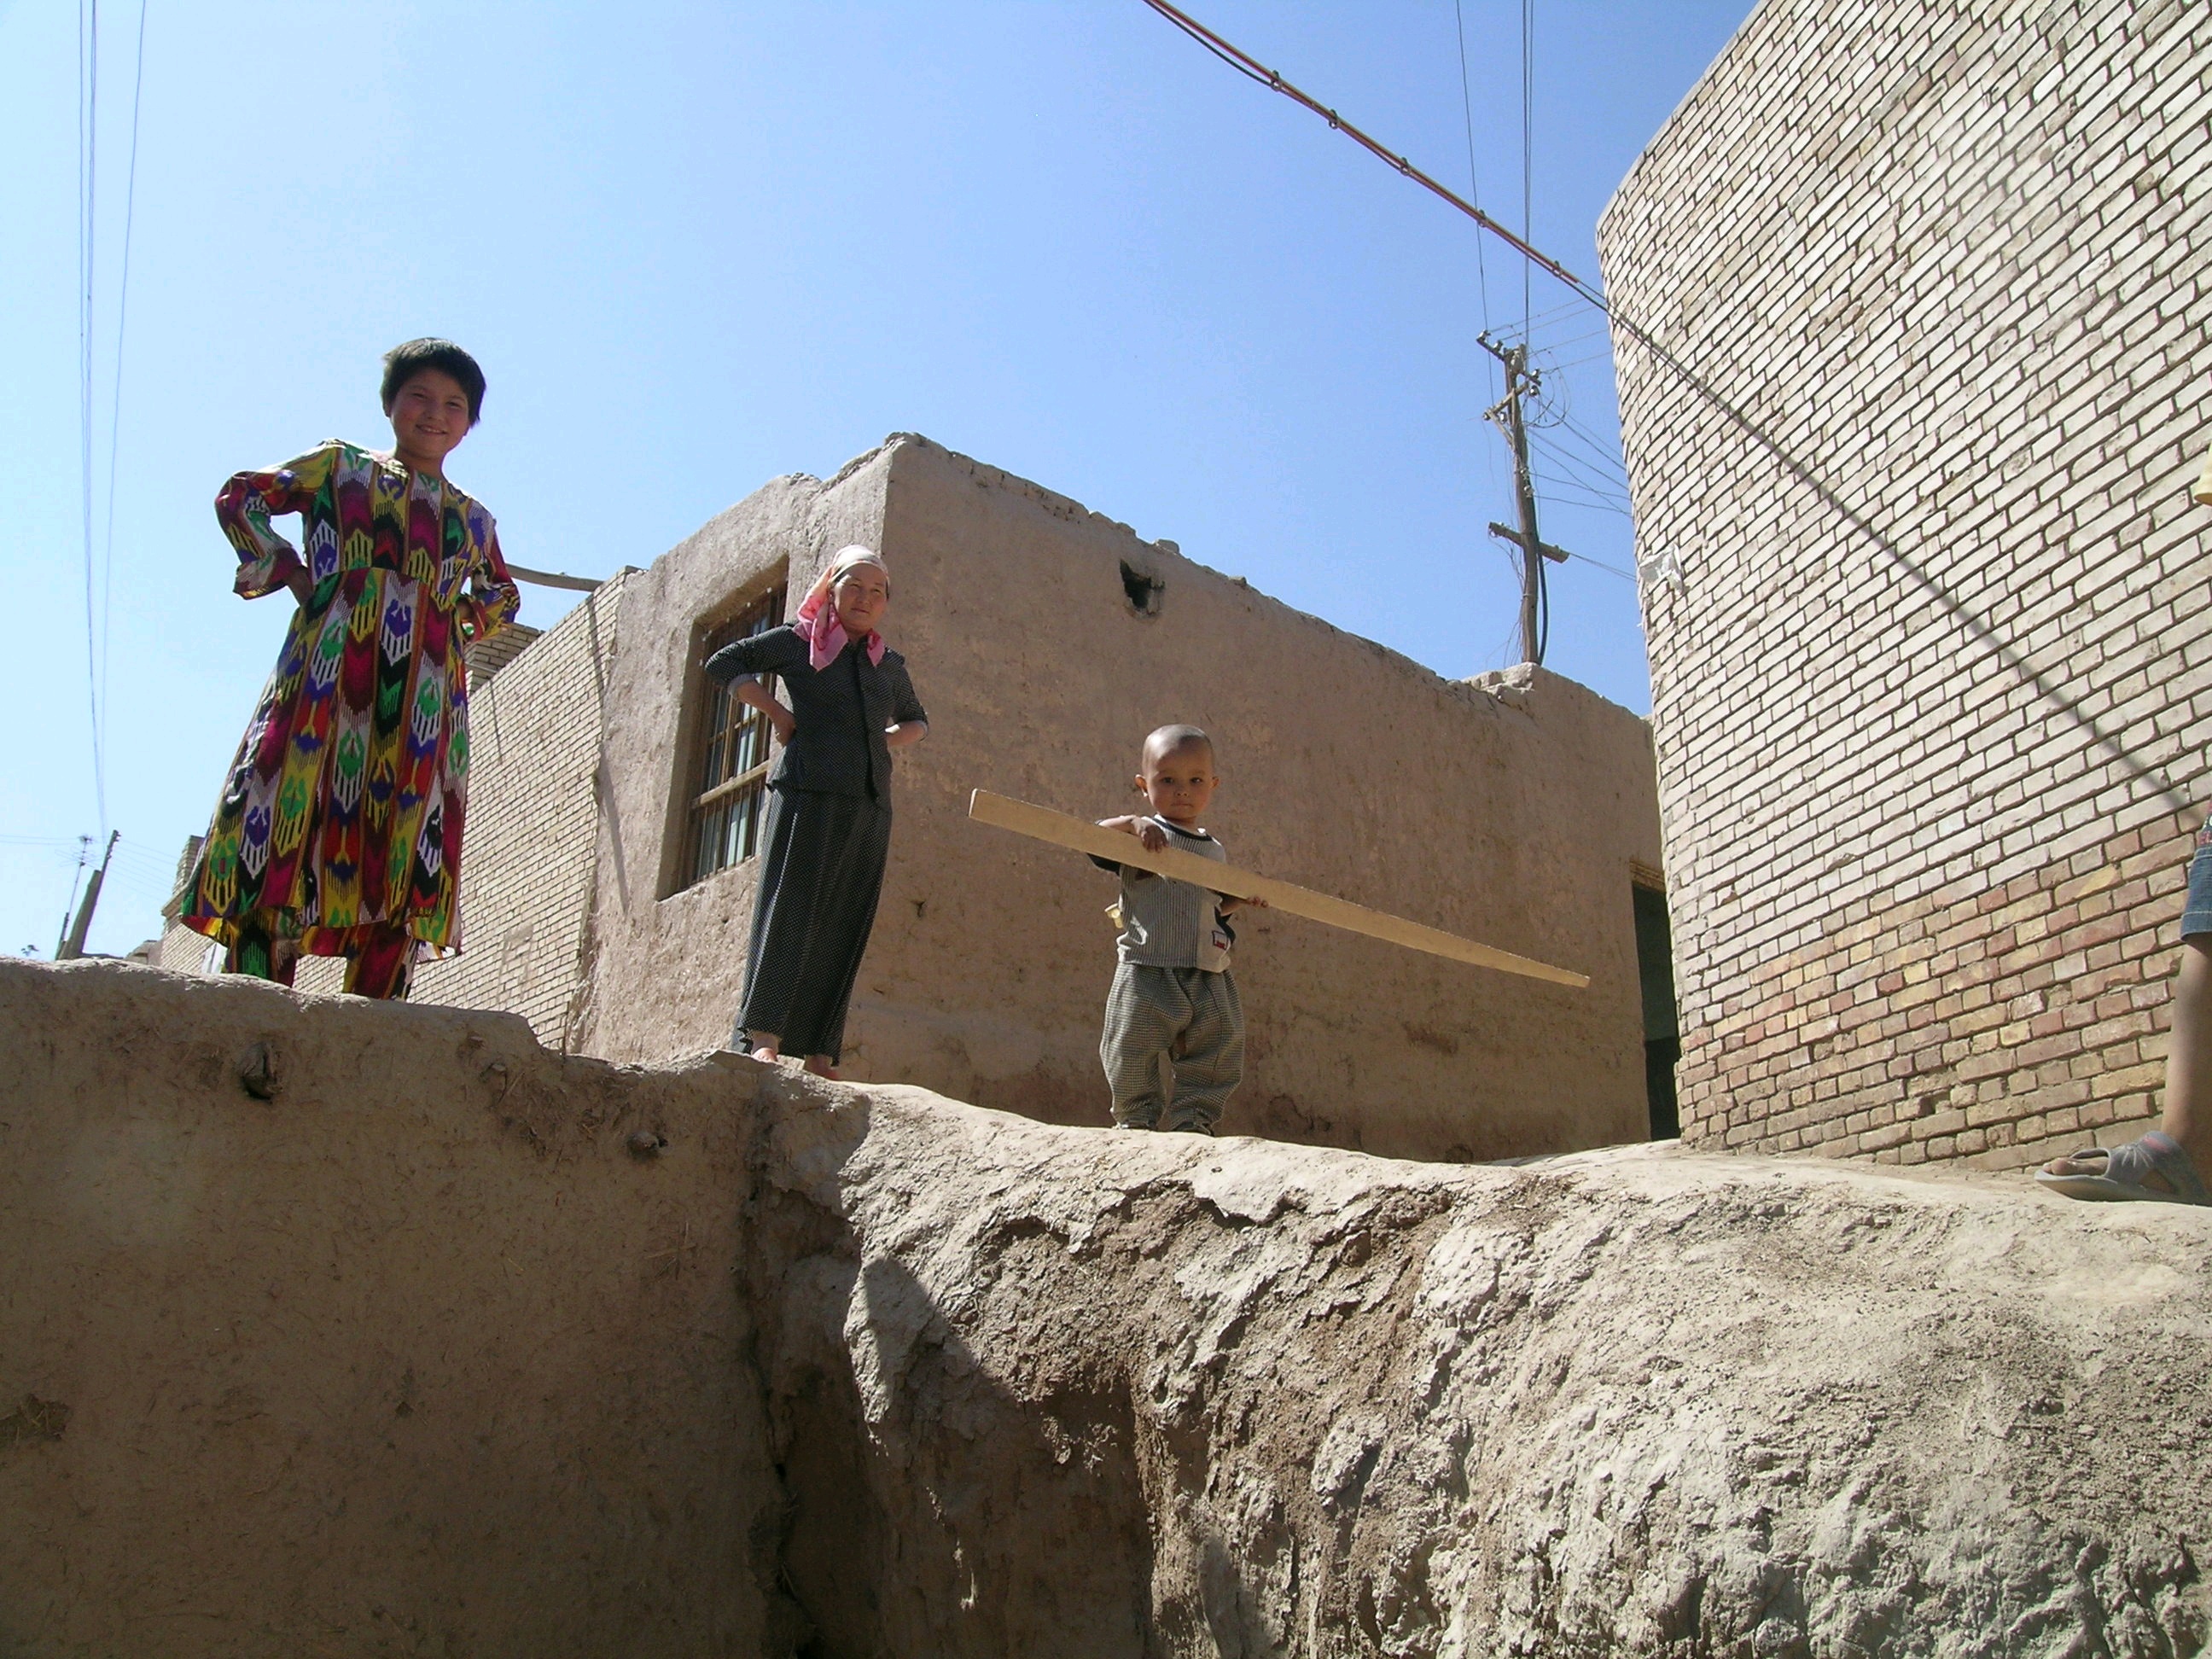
[0,959,793,1657]
[9,960,2210,1656]
[572,433,1663,1164]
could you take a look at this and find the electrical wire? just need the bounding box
[1534,476,1630,514]
[1538,347,1615,375]
[1139,0,1665,668]
[99,0,148,787]
[1530,325,1615,358]
[1567,550,1638,579]
[1135,0,1764,422]
[1520,0,1533,341]
[1553,420,1633,485]
[1530,433,1629,500]
[1452,0,1490,343]
[79,1,105,833]
[1138,0,1596,297]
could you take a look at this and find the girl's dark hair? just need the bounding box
[381,338,486,425]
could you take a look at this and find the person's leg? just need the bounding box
[1101,963,1181,1129]
[735,789,809,1054]
[1163,969,1244,1134]
[342,926,415,999]
[2161,938,2212,1175]
[2044,935,2212,1195]
[777,798,891,1077]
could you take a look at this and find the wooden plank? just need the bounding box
[967,789,1589,989]
[504,563,602,592]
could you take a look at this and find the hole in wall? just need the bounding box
[1119,562,1164,616]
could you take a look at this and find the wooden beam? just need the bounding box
[504,563,602,592]
[967,789,1589,989]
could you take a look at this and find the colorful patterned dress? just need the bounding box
[180,439,520,968]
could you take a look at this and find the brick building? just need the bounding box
[1599,0,2212,1167]
[161,434,1669,1164]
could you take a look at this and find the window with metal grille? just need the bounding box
[684,585,787,887]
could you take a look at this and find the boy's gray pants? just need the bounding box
[1100,963,1244,1131]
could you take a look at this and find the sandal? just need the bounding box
[2034,1131,2211,1206]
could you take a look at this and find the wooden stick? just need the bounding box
[967,789,1589,989]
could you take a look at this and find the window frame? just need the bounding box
[680,584,788,888]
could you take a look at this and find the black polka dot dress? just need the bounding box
[704,625,926,1062]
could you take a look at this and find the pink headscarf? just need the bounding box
[792,545,889,672]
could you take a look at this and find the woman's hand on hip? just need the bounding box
[285,569,316,608]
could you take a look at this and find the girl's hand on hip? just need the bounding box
[766,706,797,745]
[286,569,316,608]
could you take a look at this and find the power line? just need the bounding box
[1530,323,1615,357]
[1450,0,1492,358]
[1535,481,1632,517]
[1138,0,1597,299]
[1520,0,1533,340]
[1566,550,1638,579]
[1538,347,1615,375]
[99,0,148,794]
[1134,0,1765,408]
[1531,432,1628,498]
[1530,454,1627,501]
[1552,415,1633,481]
[79,0,105,832]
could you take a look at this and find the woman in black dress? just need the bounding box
[704,547,928,1078]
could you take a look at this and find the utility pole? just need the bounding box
[1478,333,1570,666]
[58,830,119,960]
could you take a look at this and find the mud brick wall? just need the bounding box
[1598,0,2212,1167]
[573,437,1664,1161]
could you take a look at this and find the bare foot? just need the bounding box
[802,1055,841,1080]
[750,1044,781,1064]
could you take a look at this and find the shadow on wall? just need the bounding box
[742,1081,1470,1657]
[748,1091,1161,1656]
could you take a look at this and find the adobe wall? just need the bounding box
[10,957,2208,1653]
[1598,0,2212,1167]
[578,434,1662,1163]
[0,958,787,1656]
[571,455,894,1067]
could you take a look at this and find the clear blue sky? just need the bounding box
[2,0,1750,959]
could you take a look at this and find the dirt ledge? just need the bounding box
[4,958,2209,1656]
[744,1075,2212,1656]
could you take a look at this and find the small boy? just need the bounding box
[1091,725,1261,1133]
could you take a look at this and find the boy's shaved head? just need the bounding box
[1143,724,1214,770]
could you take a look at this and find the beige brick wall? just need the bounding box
[1598,0,2212,1167]
[407,585,627,1041]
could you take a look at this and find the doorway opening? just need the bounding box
[1632,876,1680,1140]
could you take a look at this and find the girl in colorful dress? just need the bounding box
[703,547,928,1078]
[178,339,520,998]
